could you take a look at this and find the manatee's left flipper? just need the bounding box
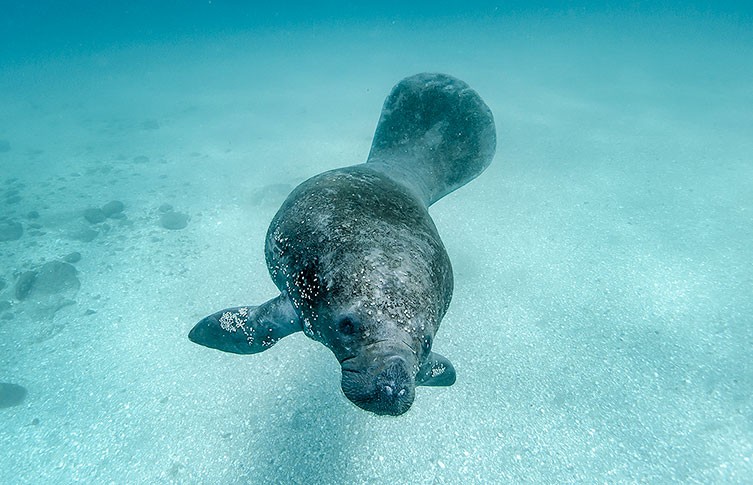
[188,293,301,354]
[416,351,456,387]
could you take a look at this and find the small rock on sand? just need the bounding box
[0,383,28,408]
[101,200,124,217]
[34,261,80,294]
[0,220,23,241]
[15,261,80,301]
[83,208,106,224]
[69,225,98,242]
[14,271,36,300]
[160,211,189,230]
[63,252,82,263]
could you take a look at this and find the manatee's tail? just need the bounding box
[366,73,496,206]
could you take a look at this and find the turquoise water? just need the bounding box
[1,2,752,483]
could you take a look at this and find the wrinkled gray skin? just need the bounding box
[189,73,496,416]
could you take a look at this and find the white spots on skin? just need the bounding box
[218,308,249,333]
[218,307,255,345]
[261,335,279,347]
[430,363,446,378]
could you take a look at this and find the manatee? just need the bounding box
[189,73,496,415]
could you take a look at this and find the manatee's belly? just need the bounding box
[264,165,452,337]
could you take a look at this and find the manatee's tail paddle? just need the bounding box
[366,73,496,206]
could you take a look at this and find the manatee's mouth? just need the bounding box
[341,355,416,416]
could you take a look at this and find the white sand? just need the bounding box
[1,11,752,484]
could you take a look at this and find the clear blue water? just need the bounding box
[1,2,752,483]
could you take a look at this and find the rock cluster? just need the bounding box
[83,200,126,224]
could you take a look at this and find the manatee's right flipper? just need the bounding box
[366,73,496,206]
[416,351,457,387]
[188,293,301,354]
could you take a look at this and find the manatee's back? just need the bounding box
[265,167,453,330]
[366,73,496,206]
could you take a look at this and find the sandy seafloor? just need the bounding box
[1,6,752,484]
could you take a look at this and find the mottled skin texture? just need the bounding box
[189,73,496,416]
[267,166,452,342]
[266,166,452,414]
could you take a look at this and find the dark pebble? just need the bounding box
[83,208,106,224]
[14,271,37,300]
[31,418,40,425]
[14,261,81,301]
[101,200,124,217]
[63,251,82,263]
[0,382,27,408]
[85,309,97,316]
[159,203,173,213]
[0,220,23,241]
[141,119,160,130]
[33,261,80,294]
[70,226,98,242]
[160,211,189,230]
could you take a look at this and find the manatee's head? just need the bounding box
[341,341,416,416]
[317,310,434,416]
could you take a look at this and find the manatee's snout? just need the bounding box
[372,359,415,415]
[341,354,416,416]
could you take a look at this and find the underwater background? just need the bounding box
[1,1,752,483]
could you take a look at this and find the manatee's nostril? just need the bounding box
[378,376,408,402]
[341,358,416,416]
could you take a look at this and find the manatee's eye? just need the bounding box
[338,316,358,336]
